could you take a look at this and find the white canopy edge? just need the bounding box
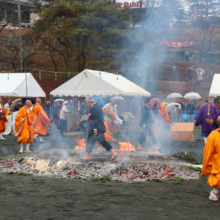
[50,69,151,97]
[0,73,46,97]
[209,74,220,97]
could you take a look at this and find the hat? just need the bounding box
[63,101,69,106]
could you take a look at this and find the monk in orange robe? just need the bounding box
[150,99,171,140]
[34,98,51,142]
[0,97,8,140]
[202,116,220,202]
[15,100,36,153]
[104,121,113,141]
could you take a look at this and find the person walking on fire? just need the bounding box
[137,98,160,151]
[81,96,118,161]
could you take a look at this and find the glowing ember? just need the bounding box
[75,139,86,150]
[118,142,136,151]
[97,146,102,150]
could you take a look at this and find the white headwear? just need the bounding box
[63,101,69,106]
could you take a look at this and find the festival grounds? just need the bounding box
[0,126,219,220]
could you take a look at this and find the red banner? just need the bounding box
[160,41,197,48]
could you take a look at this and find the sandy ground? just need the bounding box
[0,125,217,220]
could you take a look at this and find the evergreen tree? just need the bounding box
[33,0,131,72]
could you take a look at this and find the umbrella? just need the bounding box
[166,103,181,113]
[11,99,22,111]
[112,96,123,100]
[187,66,195,70]
[94,96,105,106]
[184,92,201,100]
[167,93,183,99]
[54,98,65,103]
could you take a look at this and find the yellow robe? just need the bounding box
[34,103,50,136]
[0,104,8,133]
[202,130,220,188]
[14,106,36,144]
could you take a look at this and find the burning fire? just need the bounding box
[75,139,86,150]
[118,142,136,151]
[75,139,103,151]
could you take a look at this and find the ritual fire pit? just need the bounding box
[0,139,201,182]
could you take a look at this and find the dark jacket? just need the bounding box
[178,102,185,112]
[88,103,106,136]
[44,104,51,116]
[14,104,22,112]
[186,104,195,115]
[139,105,154,127]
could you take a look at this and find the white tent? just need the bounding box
[50,69,151,97]
[209,74,220,97]
[0,73,45,97]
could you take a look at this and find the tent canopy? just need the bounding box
[50,69,151,97]
[209,74,220,97]
[0,73,45,97]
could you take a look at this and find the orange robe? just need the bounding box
[202,130,220,188]
[34,103,51,136]
[159,103,171,124]
[14,106,36,144]
[104,121,113,141]
[104,109,116,132]
[151,103,171,139]
[0,104,8,133]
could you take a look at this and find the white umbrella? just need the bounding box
[167,93,183,99]
[112,96,123,100]
[184,92,201,100]
[54,98,65,103]
[166,103,181,113]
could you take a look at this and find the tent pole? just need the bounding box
[25,73,28,98]
[50,95,52,121]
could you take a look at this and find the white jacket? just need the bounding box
[59,105,69,120]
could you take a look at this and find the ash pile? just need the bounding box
[0,148,200,182]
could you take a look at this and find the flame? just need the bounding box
[97,146,102,150]
[118,142,136,151]
[75,138,86,150]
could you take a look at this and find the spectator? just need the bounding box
[4,99,12,110]
[186,100,195,122]
[80,101,89,115]
[44,101,51,118]
[59,101,70,135]
[96,99,104,109]
[14,100,22,112]
[177,99,185,121]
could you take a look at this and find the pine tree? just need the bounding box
[33,0,132,72]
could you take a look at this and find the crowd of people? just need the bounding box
[1,94,220,202]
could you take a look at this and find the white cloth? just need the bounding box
[26,143,30,151]
[63,101,69,106]
[0,103,3,113]
[120,112,134,122]
[204,137,207,143]
[59,105,69,120]
[213,188,219,194]
[4,103,10,110]
[102,103,118,115]
[19,143,24,152]
[3,115,12,135]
